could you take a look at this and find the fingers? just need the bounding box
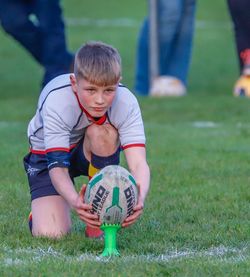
[136,183,141,192]
[122,208,143,227]
[78,182,145,228]
[79,216,101,228]
[122,193,144,227]
[76,203,98,219]
[133,202,144,211]
[76,208,101,227]
[75,202,92,213]
[136,183,144,207]
[77,208,97,219]
[76,197,101,225]
[122,211,142,227]
[84,222,101,229]
[79,184,87,199]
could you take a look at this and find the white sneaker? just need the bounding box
[150,76,186,97]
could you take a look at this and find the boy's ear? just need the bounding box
[116,76,122,86]
[70,74,77,92]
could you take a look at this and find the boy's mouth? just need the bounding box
[93,107,106,112]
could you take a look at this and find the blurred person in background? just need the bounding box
[228,0,250,77]
[135,0,196,97]
[227,0,250,97]
[0,0,74,88]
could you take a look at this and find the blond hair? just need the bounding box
[74,41,121,86]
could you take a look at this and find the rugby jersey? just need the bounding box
[27,74,146,156]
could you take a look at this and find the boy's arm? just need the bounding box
[49,167,101,228]
[122,146,150,227]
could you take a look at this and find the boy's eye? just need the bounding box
[105,88,115,93]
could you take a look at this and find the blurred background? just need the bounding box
[0,0,236,99]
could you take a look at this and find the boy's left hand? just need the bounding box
[122,183,144,228]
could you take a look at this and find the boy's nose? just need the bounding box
[95,93,104,104]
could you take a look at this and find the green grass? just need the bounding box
[0,0,250,276]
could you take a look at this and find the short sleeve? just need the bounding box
[109,87,146,149]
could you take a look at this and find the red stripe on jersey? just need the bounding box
[46,147,70,153]
[122,143,145,150]
[30,149,47,154]
[30,144,77,154]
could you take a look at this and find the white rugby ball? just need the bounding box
[84,165,138,224]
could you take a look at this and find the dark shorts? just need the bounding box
[23,141,89,201]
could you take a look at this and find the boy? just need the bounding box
[23,41,150,238]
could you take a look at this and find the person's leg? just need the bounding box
[0,0,43,63]
[31,195,71,238]
[227,0,250,73]
[149,0,191,97]
[0,0,73,88]
[33,0,74,87]
[23,153,71,238]
[135,0,192,94]
[83,123,120,237]
[164,0,196,85]
[135,18,150,95]
[84,123,120,177]
[158,0,182,78]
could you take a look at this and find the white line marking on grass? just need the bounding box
[192,121,218,128]
[1,244,249,266]
[65,17,231,29]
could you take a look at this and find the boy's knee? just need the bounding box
[32,225,70,239]
[85,124,119,156]
[86,124,118,145]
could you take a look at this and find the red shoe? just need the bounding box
[85,226,103,239]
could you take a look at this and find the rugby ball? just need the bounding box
[84,165,138,224]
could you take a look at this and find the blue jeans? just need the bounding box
[0,0,73,88]
[135,0,196,95]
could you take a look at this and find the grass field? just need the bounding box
[0,0,250,276]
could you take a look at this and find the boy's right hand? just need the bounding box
[72,185,101,228]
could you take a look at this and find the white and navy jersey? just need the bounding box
[27,74,145,168]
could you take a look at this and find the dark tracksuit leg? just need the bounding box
[227,0,250,72]
[0,0,73,87]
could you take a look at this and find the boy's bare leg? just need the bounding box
[83,123,119,238]
[30,124,119,238]
[31,195,71,238]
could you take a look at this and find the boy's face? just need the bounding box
[70,75,118,117]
